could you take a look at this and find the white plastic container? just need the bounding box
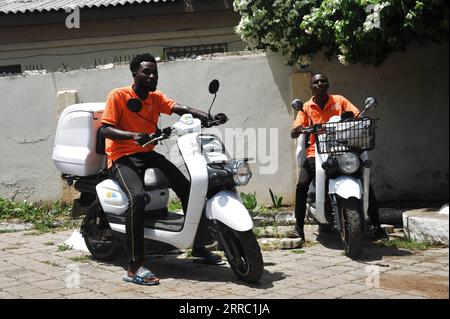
[52,103,106,176]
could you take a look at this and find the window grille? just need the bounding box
[164,43,227,60]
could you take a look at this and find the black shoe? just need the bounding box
[192,246,225,265]
[370,226,389,241]
[287,227,305,241]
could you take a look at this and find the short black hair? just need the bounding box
[130,53,157,73]
[311,72,327,79]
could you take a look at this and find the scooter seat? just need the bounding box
[144,168,170,190]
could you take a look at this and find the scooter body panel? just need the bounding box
[103,133,209,250]
[360,151,370,219]
[206,191,253,231]
[329,176,363,199]
[96,179,128,215]
[142,133,209,249]
[314,152,328,224]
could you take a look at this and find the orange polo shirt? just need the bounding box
[101,86,176,168]
[293,95,360,158]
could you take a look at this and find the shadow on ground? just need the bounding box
[90,251,285,289]
[315,229,413,262]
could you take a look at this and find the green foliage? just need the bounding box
[168,199,183,212]
[376,237,442,250]
[0,198,73,233]
[233,0,449,67]
[240,191,258,211]
[240,192,261,218]
[269,188,283,209]
[69,255,91,263]
[57,243,72,252]
[252,226,265,238]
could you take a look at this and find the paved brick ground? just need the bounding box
[0,225,448,299]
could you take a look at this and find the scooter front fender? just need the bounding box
[206,191,254,232]
[329,176,363,199]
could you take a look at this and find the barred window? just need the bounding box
[0,64,21,75]
[164,43,227,60]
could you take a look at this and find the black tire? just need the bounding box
[218,223,263,284]
[339,197,364,258]
[81,200,121,260]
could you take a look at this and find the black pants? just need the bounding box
[295,157,381,231]
[110,151,190,263]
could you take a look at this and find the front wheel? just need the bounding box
[339,197,364,258]
[81,200,121,260]
[217,222,263,284]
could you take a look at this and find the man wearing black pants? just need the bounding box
[102,53,225,286]
[291,73,388,242]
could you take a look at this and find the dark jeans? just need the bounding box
[110,151,190,263]
[295,157,381,231]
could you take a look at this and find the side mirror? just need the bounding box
[291,99,304,112]
[364,97,377,110]
[208,79,220,94]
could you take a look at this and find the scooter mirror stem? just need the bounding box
[207,93,217,118]
[359,97,377,118]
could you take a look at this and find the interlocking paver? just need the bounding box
[0,228,448,299]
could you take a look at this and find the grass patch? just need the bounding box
[376,237,443,250]
[253,227,265,238]
[0,198,81,234]
[168,199,183,212]
[291,249,305,254]
[44,241,55,246]
[57,243,72,252]
[185,249,193,257]
[69,255,91,263]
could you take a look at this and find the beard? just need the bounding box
[145,81,157,92]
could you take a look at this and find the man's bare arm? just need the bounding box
[172,103,209,121]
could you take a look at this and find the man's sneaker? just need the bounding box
[191,246,225,265]
[286,227,305,241]
[370,226,389,241]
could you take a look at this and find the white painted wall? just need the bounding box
[0,45,448,204]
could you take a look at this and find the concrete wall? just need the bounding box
[0,10,243,72]
[0,44,448,204]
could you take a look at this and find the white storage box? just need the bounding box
[52,103,106,176]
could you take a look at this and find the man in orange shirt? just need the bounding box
[102,53,226,285]
[290,73,388,242]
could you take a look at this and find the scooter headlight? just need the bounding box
[338,153,360,174]
[232,161,252,186]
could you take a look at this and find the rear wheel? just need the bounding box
[81,200,121,260]
[217,223,263,284]
[339,197,364,258]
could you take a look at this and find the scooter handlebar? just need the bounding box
[137,126,174,147]
[202,113,228,128]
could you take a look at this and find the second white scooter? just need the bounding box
[292,98,377,258]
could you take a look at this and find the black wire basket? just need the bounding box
[315,118,376,154]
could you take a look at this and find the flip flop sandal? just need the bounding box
[122,266,160,286]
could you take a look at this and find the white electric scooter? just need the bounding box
[52,80,263,284]
[292,98,377,258]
